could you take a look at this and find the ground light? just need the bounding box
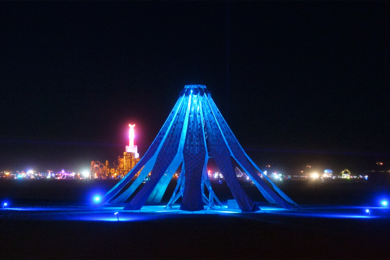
[3,202,7,208]
[93,195,101,203]
[365,209,370,216]
[381,200,388,207]
[114,212,119,221]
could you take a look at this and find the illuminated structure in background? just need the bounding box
[101,85,297,212]
[91,124,140,179]
[323,169,333,178]
[341,169,351,179]
[126,124,139,158]
[116,124,140,177]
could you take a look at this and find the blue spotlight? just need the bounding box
[381,200,388,207]
[114,212,119,221]
[93,195,101,203]
[365,209,370,213]
[3,202,8,208]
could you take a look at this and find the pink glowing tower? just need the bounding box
[126,124,139,158]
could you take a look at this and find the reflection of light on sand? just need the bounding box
[273,213,375,219]
[1,205,388,221]
[2,207,88,211]
[123,205,244,214]
[76,214,145,222]
[262,206,388,219]
[123,205,286,214]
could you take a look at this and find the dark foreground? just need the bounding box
[0,179,389,259]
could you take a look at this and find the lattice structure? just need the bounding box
[101,85,297,212]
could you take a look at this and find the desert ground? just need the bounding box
[0,179,389,259]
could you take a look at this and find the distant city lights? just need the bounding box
[0,161,381,183]
[0,169,94,180]
[271,172,283,181]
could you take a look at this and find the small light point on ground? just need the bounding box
[93,196,101,203]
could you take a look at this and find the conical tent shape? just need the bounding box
[101,85,297,212]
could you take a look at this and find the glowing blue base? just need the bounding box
[1,205,389,222]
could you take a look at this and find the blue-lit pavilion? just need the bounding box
[101,85,297,212]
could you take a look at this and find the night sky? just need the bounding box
[1,2,390,173]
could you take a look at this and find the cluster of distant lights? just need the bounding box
[2,169,370,181]
[2,167,388,216]
[6,170,91,179]
[309,172,368,180]
[205,170,283,182]
[269,172,283,181]
[232,168,369,181]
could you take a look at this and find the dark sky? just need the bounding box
[1,2,390,173]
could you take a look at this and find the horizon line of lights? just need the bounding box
[4,170,91,179]
[1,170,373,181]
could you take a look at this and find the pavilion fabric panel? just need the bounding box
[180,93,206,211]
[201,96,258,212]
